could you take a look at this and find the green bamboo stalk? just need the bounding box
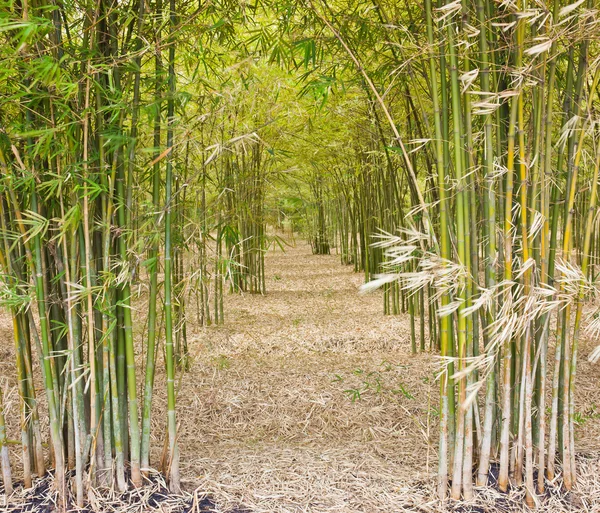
[141,0,164,472]
[164,0,180,489]
[0,385,12,496]
[101,155,127,491]
[498,59,520,496]
[116,167,143,488]
[514,3,532,496]
[445,5,471,498]
[567,137,600,487]
[31,189,65,503]
[475,0,497,487]
[425,0,451,497]
[556,69,599,489]
[0,196,34,488]
[12,314,32,489]
[535,0,561,490]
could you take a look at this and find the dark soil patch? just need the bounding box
[2,473,251,513]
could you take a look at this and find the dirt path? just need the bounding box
[174,240,438,512]
[173,239,600,512]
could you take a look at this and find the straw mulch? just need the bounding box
[169,240,600,512]
[2,238,600,512]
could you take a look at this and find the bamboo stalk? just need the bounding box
[164,0,180,490]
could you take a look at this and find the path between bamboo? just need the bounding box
[170,240,600,512]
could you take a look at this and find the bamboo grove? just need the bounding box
[1,0,600,509]
[0,0,285,506]
[336,0,600,505]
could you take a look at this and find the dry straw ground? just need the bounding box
[2,238,600,512]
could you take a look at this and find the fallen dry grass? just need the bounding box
[168,240,600,512]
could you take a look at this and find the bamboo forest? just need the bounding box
[1,0,600,511]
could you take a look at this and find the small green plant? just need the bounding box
[392,383,414,400]
[365,377,382,394]
[574,412,586,426]
[380,360,394,372]
[344,388,362,402]
[574,404,600,426]
[212,354,231,370]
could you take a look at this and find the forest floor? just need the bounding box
[169,238,600,512]
[2,237,600,512]
[174,238,437,512]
